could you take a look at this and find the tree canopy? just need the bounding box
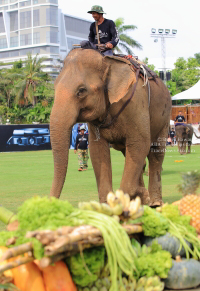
[114,18,142,55]
[167,54,200,100]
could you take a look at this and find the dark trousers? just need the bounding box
[80,40,113,56]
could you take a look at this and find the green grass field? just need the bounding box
[0,145,200,230]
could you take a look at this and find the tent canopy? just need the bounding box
[171,80,200,100]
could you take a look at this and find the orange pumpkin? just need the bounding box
[42,261,77,291]
[12,261,46,291]
[0,246,14,279]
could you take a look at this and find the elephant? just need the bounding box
[175,124,192,154]
[50,48,171,206]
[175,124,200,154]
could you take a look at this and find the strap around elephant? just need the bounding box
[175,123,187,127]
[100,67,141,129]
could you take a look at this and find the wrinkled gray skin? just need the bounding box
[50,49,171,206]
[175,124,194,154]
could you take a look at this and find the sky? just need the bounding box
[58,0,200,71]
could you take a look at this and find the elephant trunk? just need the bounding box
[50,101,78,198]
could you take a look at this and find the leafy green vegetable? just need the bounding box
[132,240,172,279]
[161,204,196,235]
[0,231,17,247]
[66,247,105,287]
[0,283,20,291]
[17,196,74,231]
[136,206,169,237]
[0,196,75,259]
[161,204,200,259]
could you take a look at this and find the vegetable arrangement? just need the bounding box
[132,240,172,279]
[0,186,199,291]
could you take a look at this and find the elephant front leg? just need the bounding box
[89,129,112,203]
[120,141,150,205]
[187,141,192,153]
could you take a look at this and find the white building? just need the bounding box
[0,0,91,77]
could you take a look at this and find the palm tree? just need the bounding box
[114,18,142,55]
[0,69,19,107]
[15,53,49,106]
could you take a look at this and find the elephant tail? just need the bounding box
[194,131,200,139]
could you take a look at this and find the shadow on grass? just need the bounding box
[161,170,180,175]
[163,195,181,204]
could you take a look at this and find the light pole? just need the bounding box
[150,28,177,84]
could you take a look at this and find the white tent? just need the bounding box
[171,80,200,100]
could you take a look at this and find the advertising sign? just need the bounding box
[0,124,51,152]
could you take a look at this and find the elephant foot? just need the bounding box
[149,200,163,208]
[132,187,150,205]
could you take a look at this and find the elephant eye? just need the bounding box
[77,87,87,97]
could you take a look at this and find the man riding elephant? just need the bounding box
[50,47,172,206]
[81,5,119,56]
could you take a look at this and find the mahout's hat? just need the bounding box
[80,125,86,131]
[87,5,105,14]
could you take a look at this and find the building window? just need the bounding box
[10,36,18,47]
[20,48,32,56]
[33,32,40,44]
[20,11,31,29]
[19,0,31,7]
[46,31,58,43]
[0,13,5,33]
[10,0,16,3]
[33,47,40,54]
[67,37,80,50]
[44,46,59,54]
[3,6,8,10]
[46,7,58,26]
[50,46,59,54]
[0,51,9,58]
[20,33,32,46]
[64,16,91,35]
[48,0,58,3]
[0,0,8,4]
[10,3,18,9]
[10,50,19,57]
[10,11,18,31]
[0,38,7,49]
[33,0,38,4]
[33,9,39,26]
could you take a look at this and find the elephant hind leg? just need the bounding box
[148,148,164,207]
[148,128,168,206]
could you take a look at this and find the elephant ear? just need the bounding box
[104,56,136,104]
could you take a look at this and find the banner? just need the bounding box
[0,124,51,152]
[0,123,89,152]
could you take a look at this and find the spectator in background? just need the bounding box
[74,125,89,171]
[169,128,176,146]
[175,111,186,124]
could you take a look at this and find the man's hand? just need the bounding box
[74,150,77,154]
[106,42,113,49]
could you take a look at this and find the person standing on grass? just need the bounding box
[74,125,89,171]
[169,128,176,146]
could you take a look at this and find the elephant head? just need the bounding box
[50,48,136,198]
